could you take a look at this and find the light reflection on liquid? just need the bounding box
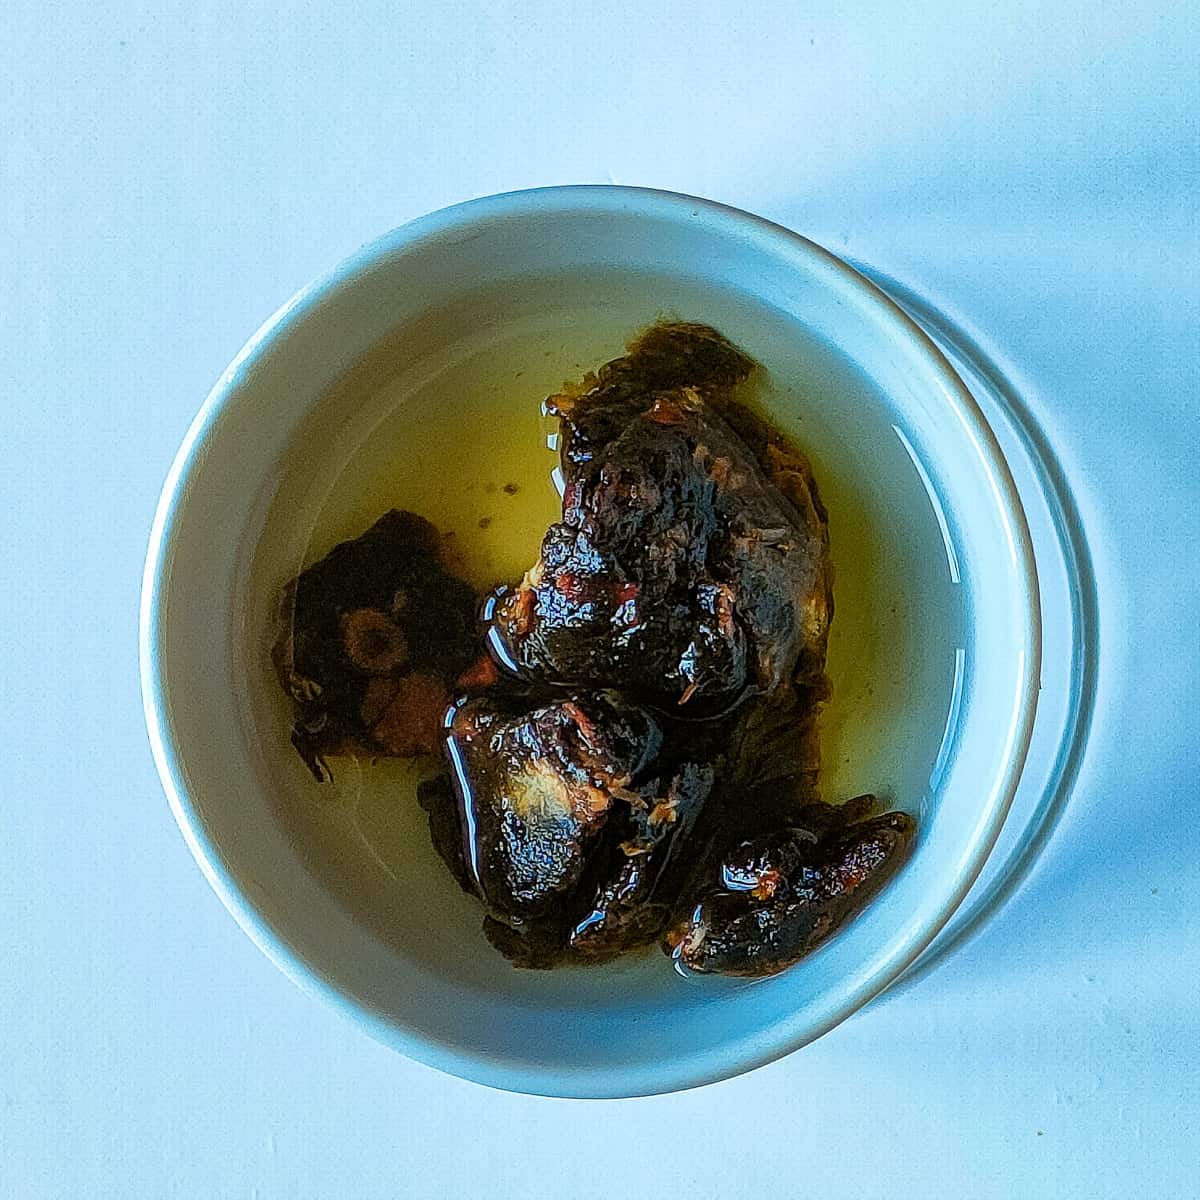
[929,646,967,794]
[893,423,961,585]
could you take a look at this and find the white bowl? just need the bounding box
[141,187,1039,1097]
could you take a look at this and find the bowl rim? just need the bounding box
[140,184,1042,1097]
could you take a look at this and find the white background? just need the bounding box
[3,3,1197,1196]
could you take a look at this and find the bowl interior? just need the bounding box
[143,190,1038,1097]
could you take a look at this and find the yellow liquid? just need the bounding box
[245,274,963,991]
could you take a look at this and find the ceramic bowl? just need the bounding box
[141,187,1039,1097]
